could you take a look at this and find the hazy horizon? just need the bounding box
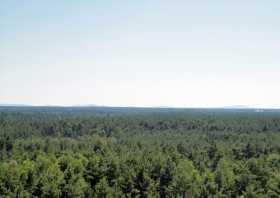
[1,1,280,108]
[0,103,278,110]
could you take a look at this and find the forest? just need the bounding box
[0,107,280,198]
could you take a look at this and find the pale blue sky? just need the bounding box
[1,0,280,107]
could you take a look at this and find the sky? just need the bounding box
[1,0,280,108]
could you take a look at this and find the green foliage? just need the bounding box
[0,110,280,197]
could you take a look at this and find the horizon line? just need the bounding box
[0,104,279,110]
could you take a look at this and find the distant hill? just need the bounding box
[0,104,32,107]
[222,105,252,109]
[0,105,280,114]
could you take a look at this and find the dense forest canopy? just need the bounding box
[0,107,280,197]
